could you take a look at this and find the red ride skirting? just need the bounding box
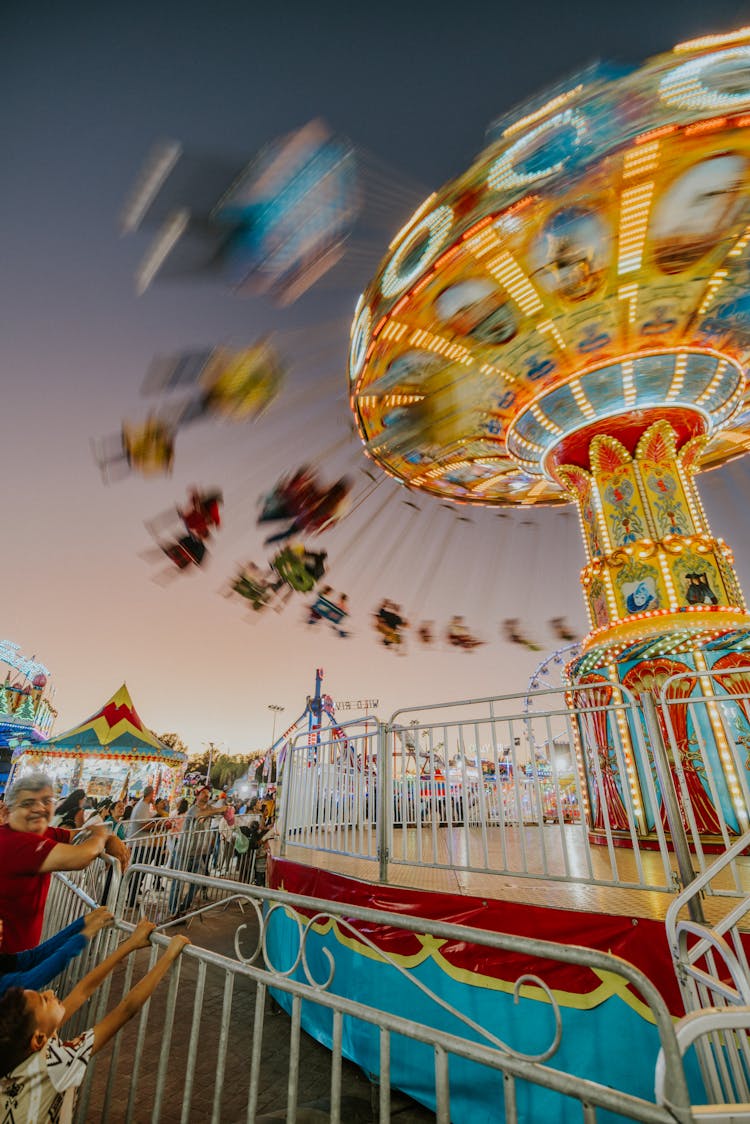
[268,855,685,1015]
[588,830,741,854]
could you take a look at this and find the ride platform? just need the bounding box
[271,823,749,924]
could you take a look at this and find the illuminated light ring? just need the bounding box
[582,605,747,652]
[354,41,750,510]
[487,109,587,193]
[660,47,750,111]
[505,400,714,477]
[0,641,49,683]
[349,303,371,382]
[380,206,454,298]
[504,349,744,474]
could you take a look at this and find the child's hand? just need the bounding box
[166,934,191,959]
[82,908,114,939]
[128,920,156,949]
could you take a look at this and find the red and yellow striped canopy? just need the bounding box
[44,683,185,765]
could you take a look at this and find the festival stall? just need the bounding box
[9,683,186,800]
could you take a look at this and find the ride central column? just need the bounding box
[545,413,750,843]
[549,415,748,645]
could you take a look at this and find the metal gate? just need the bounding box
[36,863,704,1124]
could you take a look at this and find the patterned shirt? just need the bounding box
[0,1029,94,1123]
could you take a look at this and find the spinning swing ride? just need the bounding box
[83,27,750,1124]
[348,26,750,839]
[104,30,750,764]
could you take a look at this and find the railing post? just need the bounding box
[641,691,704,923]
[378,721,390,883]
[278,743,293,859]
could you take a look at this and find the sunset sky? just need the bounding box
[4,0,750,756]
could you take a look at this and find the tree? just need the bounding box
[157,732,191,757]
[180,745,266,790]
[210,754,252,791]
[186,750,209,776]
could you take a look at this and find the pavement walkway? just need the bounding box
[81,898,436,1123]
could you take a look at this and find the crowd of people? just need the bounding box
[0,771,276,1119]
[117,783,275,915]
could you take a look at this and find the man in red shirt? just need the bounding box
[0,773,129,954]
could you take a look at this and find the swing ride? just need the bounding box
[82,27,750,1124]
[103,30,750,702]
[258,467,353,544]
[144,487,224,578]
[348,28,750,842]
[107,114,557,652]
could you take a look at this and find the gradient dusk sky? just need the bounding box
[4,0,750,755]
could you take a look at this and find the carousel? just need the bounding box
[0,641,57,787]
[9,683,186,800]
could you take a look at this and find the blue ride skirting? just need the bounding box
[266,857,706,1123]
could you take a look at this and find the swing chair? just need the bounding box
[307,588,349,637]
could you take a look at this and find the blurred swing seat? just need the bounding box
[312,595,347,624]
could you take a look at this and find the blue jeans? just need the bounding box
[168,852,207,914]
[127,842,157,907]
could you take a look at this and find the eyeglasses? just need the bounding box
[15,797,55,810]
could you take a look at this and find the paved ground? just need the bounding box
[81,898,436,1123]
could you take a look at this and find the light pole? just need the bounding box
[204,741,222,788]
[268,704,285,747]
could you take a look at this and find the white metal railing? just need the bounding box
[277,678,750,902]
[660,670,750,891]
[280,685,682,893]
[655,1007,750,1121]
[386,686,675,890]
[665,830,750,1110]
[279,719,380,863]
[35,863,707,1124]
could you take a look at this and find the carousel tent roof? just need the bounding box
[40,684,186,766]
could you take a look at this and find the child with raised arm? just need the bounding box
[0,919,189,1123]
[0,909,114,998]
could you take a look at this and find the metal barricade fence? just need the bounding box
[40,853,122,1039]
[41,820,263,933]
[121,820,246,924]
[660,669,750,893]
[42,852,122,937]
[280,684,684,894]
[38,863,706,1124]
[665,829,750,1111]
[279,718,380,864]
